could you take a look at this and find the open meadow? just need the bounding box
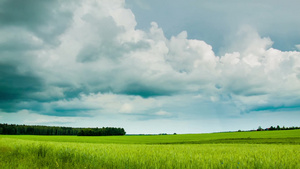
[1,130,300,169]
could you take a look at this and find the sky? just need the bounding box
[1,0,300,134]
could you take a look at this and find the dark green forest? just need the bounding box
[256,125,300,131]
[0,123,126,136]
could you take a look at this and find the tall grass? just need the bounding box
[1,137,300,169]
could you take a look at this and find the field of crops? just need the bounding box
[1,130,300,169]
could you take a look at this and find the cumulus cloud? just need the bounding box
[217,28,300,113]
[0,0,300,126]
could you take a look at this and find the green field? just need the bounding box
[1,130,300,168]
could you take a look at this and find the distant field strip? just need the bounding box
[1,129,300,144]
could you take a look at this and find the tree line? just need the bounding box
[257,125,300,131]
[77,127,126,136]
[0,123,126,136]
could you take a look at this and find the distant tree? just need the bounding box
[257,126,263,131]
[269,126,275,130]
[276,125,281,130]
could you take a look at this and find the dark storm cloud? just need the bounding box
[0,63,44,100]
[0,0,74,113]
[0,0,74,44]
[243,96,300,114]
[0,63,45,112]
[249,104,300,113]
[47,108,96,117]
[118,82,176,98]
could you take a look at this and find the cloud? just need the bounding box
[9,92,163,117]
[217,43,300,113]
[0,0,300,126]
[0,0,74,45]
[0,63,46,112]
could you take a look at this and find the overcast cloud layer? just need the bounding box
[1,0,300,133]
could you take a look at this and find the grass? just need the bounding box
[1,129,300,144]
[1,130,300,168]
